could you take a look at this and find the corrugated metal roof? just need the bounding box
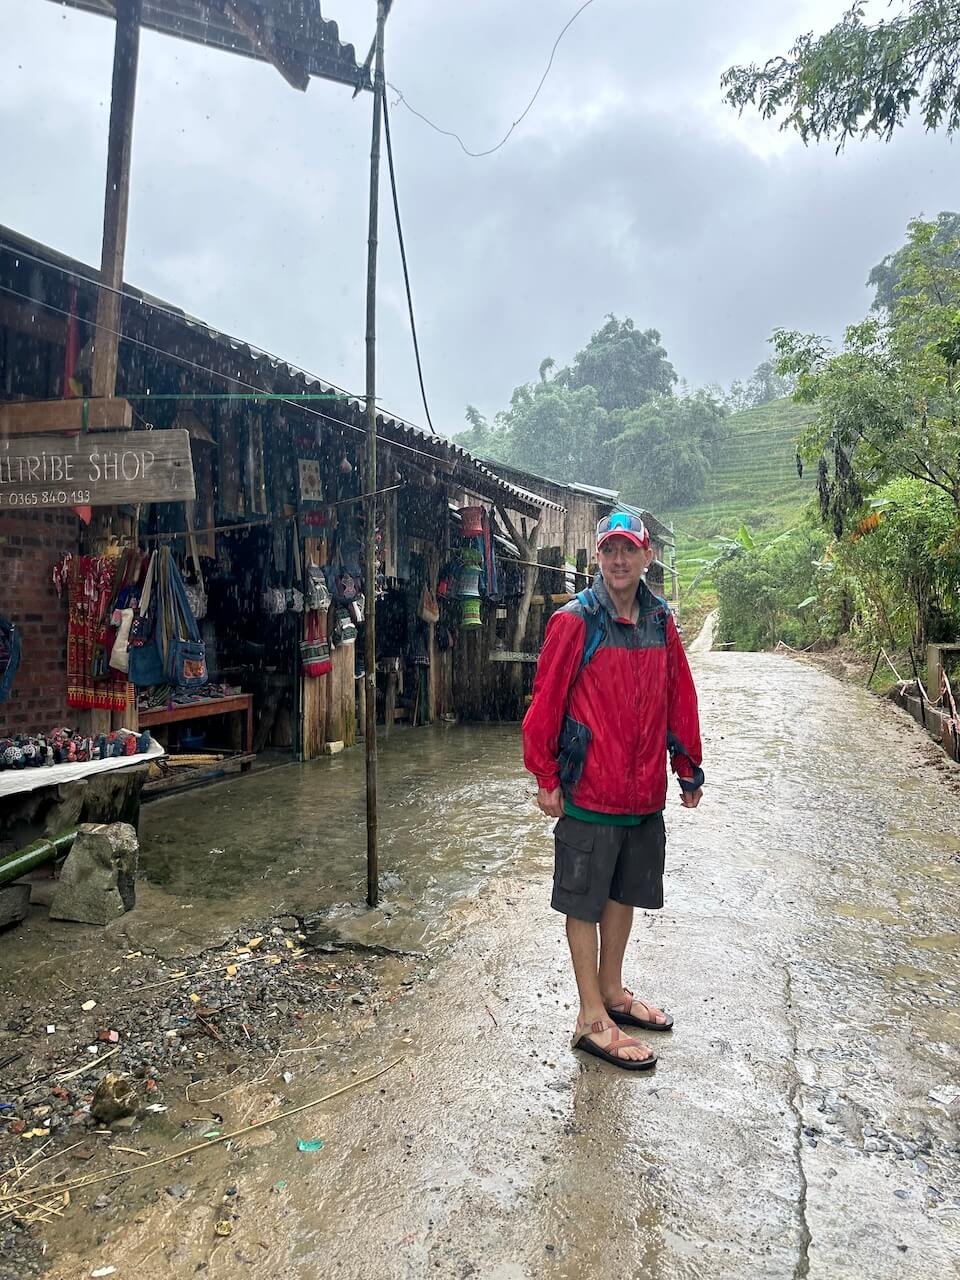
[565,481,619,501]
[49,0,371,92]
[0,223,555,518]
[477,460,640,516]
[370,419,562,516]
[618,501,675,546]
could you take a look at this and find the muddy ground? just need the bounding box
[2,652,960,1279]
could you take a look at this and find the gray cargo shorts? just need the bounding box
[551,812,666,923]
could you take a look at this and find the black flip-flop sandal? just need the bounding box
[572,1018,658,1071]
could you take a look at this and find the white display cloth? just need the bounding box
[0,736,165,798]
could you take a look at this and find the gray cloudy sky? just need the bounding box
[1,0,956,433]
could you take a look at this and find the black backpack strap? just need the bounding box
[575,588,606,676]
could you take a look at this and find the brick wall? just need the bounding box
[0,510,79,736]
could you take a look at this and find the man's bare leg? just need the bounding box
[598,897,633,998]
[597,898,669,1025]
[566,914,651,1060]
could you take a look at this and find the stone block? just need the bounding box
[90,1072,138,1124]
[0,883,31,929]
[49,822,139,925]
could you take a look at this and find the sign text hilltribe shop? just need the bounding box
[0,430,195,508]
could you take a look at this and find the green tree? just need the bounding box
[452,404,510,460]
[777,218,960,536]
[715,527,827,650]
[612,390,728,508]
[746,358,794,407]
[722,1,960,149]
[868,210,960,312]
[501,380,610,485]
[466,316,679,488]
[723,360,794,412]
[565,316,677,412]
[855,476,960,645]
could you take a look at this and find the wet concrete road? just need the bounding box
[51,652,960,1279]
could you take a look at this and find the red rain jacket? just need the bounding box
[522,576,703,815]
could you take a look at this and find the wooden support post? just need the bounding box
[91,0,141,404]
[301,538,326,760]
[88,0,142,736]
[495,503,543,718]
[363,0,387,908]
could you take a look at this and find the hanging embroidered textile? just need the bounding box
[54,554,130,711]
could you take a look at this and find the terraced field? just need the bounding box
[661,398,817,605]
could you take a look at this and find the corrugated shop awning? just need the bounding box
[45,0,371,92]
[0,224,559,520]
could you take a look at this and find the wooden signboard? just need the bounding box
[0,397,133,436]
[0,429,195,509]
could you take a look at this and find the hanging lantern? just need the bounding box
[460,506,484,538]
[423,466,437,489]
[339,454,353,475]
[460,598,482,628]
[458,562,482,599]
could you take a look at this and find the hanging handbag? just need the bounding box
[306,563,332,612]
[109,607,135,673]
[323,534,362,604]
[261,587,287,616]
[184,582,207,621]
[163,551,208,689]
[0,618,21,705]
[127,552,155,649]
[417,585,440,624]
[300,610,332,677]
[184,528,207,621]
[128,551,167,688]
[324,564,361,605]
[332,607,357,647]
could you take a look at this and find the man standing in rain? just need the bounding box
[522,511,704,1070]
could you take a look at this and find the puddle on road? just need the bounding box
[911,932,960,953]
[139,724,543,952]
[831,901,903,925]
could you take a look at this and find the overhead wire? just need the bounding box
[0,280,444,470]
[0,240,362,406]
[387,0,599,158]
[0,283,534,507]
[382,77,434,433]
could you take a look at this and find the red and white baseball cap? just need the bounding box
[596,510,649,550]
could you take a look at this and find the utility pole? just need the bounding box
[364,0,387,908]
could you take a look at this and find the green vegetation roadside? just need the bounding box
[664,397,815,639]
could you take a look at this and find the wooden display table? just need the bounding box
[138,694,253,754]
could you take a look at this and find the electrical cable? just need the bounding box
[382,89,434,433]
[0,240,365,405]
[0,280,438,467]
[387,0,599,158]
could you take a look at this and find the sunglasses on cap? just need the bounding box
[596,511,649,548]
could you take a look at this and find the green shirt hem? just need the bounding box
[563,800,659,826]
